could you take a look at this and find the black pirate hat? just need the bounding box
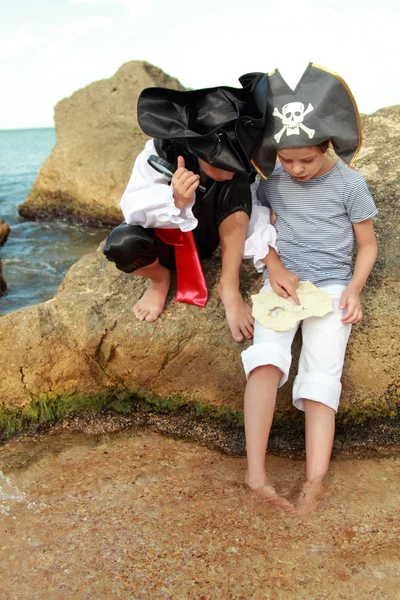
[252,63,362,178]
[137,73,269,177]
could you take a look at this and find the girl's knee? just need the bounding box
[249,364,282,379]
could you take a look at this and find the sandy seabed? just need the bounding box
[0,427,399,600]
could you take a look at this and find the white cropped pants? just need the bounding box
[241,284,352,412]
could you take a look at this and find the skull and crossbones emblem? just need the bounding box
[273,102,315,143]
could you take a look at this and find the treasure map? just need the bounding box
[252,281,333,331]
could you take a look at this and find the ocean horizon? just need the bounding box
[0,126,55,133]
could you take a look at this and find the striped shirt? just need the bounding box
[257,162,378,287]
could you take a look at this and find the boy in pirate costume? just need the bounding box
[241,64,378,511]
[103,75,277,343]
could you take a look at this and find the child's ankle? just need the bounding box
[245,469,269,490]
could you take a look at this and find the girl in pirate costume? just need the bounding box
[103,74,277,343]
[241,64,378,512]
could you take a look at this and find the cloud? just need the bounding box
[69,0,156,20]
[69,0,107,4]
[0,24,42,62]
[63,16,114,35]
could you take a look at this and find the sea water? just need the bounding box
[0,128,111,316]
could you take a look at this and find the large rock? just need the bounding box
[4,89,400,440]
[0,232,398,431]
[19,61,185,226]
[355,106,400,283]
[0,248,254,411]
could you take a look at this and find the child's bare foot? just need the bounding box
[245,473,296,513]
[217,283,254,343]
[133,269,171,322]
[295,476,325,514]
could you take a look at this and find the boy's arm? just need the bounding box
[171,156,200,209]
[120,140,198,231]
[340,218,378,324]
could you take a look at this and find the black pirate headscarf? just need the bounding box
[137,73,269,178]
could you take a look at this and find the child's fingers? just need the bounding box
[285,283,300,305]
[177,155,185,169]
[174,170,198,185]
[341,299,361,323]
[342,305,363,324]
[185,178,200,197]
[272,283,289,298]
[177,174,200,195]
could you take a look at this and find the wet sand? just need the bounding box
[1,428,399,599]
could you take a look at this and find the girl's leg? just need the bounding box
[244,365,281,488]
[244,364,295,511]
[293,288,351,511]
[296,400,336,512]
[304,400,335,482]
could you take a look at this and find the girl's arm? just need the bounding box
[263,248,300,305]
[340,218,378,324]
[245,179,300,304]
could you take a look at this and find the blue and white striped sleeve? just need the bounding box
[344,174,378,223]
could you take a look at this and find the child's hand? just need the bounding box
[269,263,301,305]
[172,156,200,209]
[339,283,363,323]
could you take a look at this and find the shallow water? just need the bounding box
[1,428,399,599]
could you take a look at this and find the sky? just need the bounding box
[1,0,399,129]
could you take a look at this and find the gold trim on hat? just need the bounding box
[251,159,269,179]
[311,63,362,165]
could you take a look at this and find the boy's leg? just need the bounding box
[218,210,254,343]
[131,259,171,322]
[103,223,173,322]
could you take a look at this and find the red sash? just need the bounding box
[154,228,208,307]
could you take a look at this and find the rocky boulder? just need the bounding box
[0,218,10,246]
[355,106,400,284]
[19,61,185,226]
[0,234,398,438]
[0,260,6,297]
[4,84,400,443]
[0,219,10,295]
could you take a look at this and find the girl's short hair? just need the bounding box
[316,141,330,153]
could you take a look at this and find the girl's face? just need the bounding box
[198,158,235,182]
[277,146,333,181]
